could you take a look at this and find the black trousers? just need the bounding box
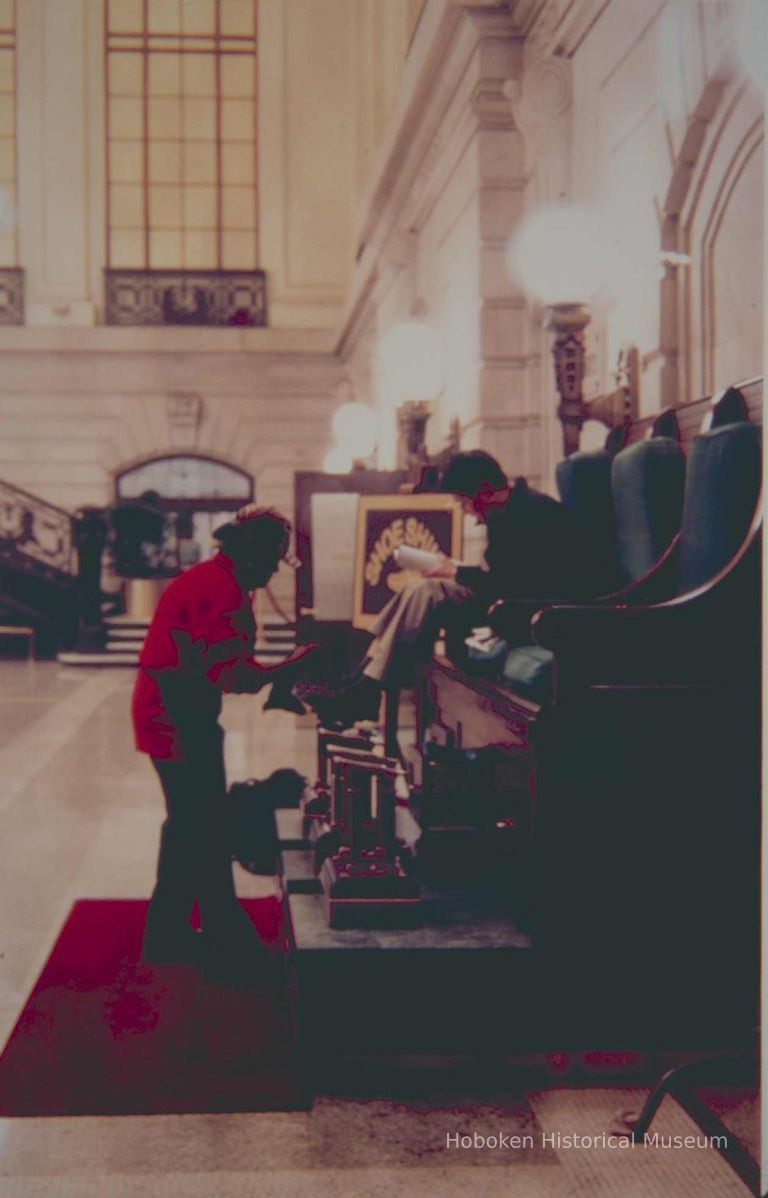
[146,728,252,942]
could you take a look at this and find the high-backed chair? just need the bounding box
[478,426,685,702]
[555,443,621,597]
[527,400,761,1045]
[419,380,762,1047]
[610,431,686,587]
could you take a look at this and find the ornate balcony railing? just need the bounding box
[0,268,24,325]
[0,480,76,578]
[104,269,267,327]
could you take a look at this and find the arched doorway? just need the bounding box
[115,454,254,566]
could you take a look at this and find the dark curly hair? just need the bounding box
[213,506,291,563]
[440,451,507,499]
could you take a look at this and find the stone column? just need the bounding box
[16,0,101,325]
[460,9,540,482]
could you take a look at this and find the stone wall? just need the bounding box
[0,326,343,609]
[338,0,763,491]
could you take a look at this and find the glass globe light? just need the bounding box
[331,402,378,459]
[377,320,443,406]
[506,202,608,306]
[323,446,353,474]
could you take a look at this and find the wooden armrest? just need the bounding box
[532,602,651,652]
[532,595,751,691]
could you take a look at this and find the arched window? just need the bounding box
[115,453,253,562]
[104,0,265,326]
[116,454,253,505]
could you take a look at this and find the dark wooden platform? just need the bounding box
[277,810,538,1091]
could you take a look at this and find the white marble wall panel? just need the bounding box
[341,3,528,477]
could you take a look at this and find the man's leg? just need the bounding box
[143,734,262,962]
[363,578,474,685]
[143,756,206,959]
[189,734,264,951]
[310,579,477,727]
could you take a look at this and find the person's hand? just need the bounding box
[424,553,458,580]
[270,642,322,678]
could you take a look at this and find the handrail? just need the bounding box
[0,479,76,577]
[0,477,73,519]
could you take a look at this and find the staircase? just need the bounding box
[254,621,298,663]
[0,476,301,668]
[57,615,147,666]
[0,479,80,657]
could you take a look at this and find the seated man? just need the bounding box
[311,450,589,727]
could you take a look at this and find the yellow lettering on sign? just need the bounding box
[365,515,444,587]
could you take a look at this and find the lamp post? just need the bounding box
[377,320,443,471]
[507,202,608,457]
[547,303,592,457]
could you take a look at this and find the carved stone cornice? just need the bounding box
[166,391,203,447]
[504,52,573,197]
[471,77,521,127]
[505,53,572,134]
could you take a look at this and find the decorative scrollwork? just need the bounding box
[0,268,24,325]
[104,270,267,327]
[0,481,75,576]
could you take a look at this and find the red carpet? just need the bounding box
[0,899,305,1115]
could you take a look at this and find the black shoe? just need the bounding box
[310,676,382,728]
[141,926,205,966]
[263,681,307,715]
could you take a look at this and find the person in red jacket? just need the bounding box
[132,505,313,970]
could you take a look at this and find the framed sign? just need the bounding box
[353,494,463,630]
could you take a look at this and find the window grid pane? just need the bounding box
[105,0,258,271]
[0,10,17,268]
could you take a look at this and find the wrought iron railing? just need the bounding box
[104,269,267,327]
[0,480,76,577]
[0,268,24,325]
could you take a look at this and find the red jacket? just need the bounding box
[131,553,269,760]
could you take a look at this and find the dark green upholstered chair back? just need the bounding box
[610,437,686,584]
[677,421,762,594]
[555,449,620,595]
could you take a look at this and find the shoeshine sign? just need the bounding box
[353,494,463,629]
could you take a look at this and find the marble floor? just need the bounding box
[0,662,757,1197]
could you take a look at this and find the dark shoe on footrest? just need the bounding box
[262,681,307,715]
[307,676,382,728]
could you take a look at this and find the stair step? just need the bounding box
[58,651,139,666]
[106,640,144,652]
